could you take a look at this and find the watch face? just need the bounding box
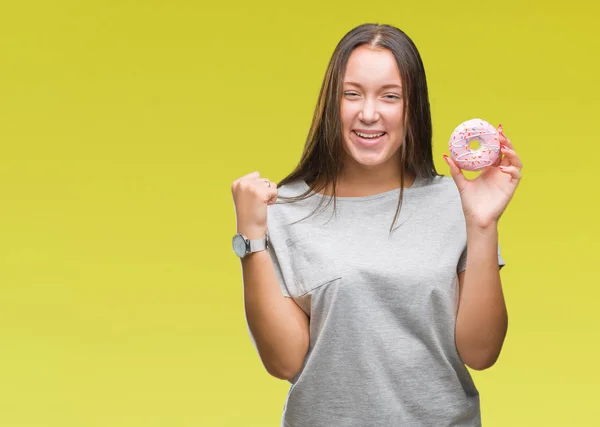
[232,234,247,257]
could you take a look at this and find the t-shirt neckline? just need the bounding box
[299,175,428,202]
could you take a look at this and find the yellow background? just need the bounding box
[1,0,598,426]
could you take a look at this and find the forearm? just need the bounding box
[242,250,310,380]
[455,223,508,370]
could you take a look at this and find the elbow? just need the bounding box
[268,369,298,381]
[264,360,303,381]
[464,354,499,371]
[459,344,503,371]
[260,346,307,381]
[457,321,508,371]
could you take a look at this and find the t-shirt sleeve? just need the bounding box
[267,242,290,297]
[457,243,506,274]
[266,228,296,298]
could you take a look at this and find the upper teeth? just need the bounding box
[355,131,384,139]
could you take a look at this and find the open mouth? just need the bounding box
[353,130,386,146]
[354,130,386,139]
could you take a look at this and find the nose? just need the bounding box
[358,98,380,123]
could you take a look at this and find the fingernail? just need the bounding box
[443,154,449,164]
[499,124,503,130]
[501,144,507,150]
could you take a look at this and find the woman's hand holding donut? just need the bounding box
[231,171,278,239]
[443,124,523,229]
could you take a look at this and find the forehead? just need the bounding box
[343,45,402,87]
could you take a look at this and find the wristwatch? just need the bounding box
[232,232,269,258]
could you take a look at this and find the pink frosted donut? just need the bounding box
[448,118,500,171]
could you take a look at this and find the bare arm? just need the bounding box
[232,171,310,380]
[241,246,309,380]
[445,124,522,371]
[455,223,508,371]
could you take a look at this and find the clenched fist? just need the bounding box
[231,171,278,240]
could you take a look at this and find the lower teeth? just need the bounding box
[357,133,383,139]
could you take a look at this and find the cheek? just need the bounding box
[382,108,404,138]
[386,105,404,126]
[340,102,358,128]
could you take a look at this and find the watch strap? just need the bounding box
[248,236,268,253]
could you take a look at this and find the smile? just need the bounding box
[352,130,386,147]
[354,131,386,139]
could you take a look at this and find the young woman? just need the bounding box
[231,23,522,427]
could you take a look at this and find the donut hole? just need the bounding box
[468,139,481,151]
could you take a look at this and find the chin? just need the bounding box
[348,152,390,168]
[343,135,400,168]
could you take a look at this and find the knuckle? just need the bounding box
[239,181,251,192]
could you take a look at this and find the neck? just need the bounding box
[316,161,415,198]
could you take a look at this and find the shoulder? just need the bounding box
[267,179,316,230]
[414,174,460,200]
[412,174,465,222]
[275,179,308,199]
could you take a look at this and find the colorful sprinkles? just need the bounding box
[447,118,501,171]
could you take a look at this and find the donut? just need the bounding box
[448,118,500,171]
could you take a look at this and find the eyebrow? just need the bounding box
[343,81,402,90]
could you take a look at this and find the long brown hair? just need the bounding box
[277,23,439,231]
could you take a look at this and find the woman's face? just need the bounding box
[340,45,405,170]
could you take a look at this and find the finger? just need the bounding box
[498,165,522,180]
[251,177,278,204]
[236,171,260,183]
[241,171,261,180]
[497,125,514,150]
[499,154,511,168]
[500,145,523,169]
[491,152,502,167]
[266,190,279,205]
[232,171,261,190]
[266,187,279,205]
[443,154,468,189]
[254,177,276,189]
[496,125,514,168]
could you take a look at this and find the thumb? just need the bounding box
[443,154,468,190]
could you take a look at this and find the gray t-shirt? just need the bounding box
[266,175,505,427]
